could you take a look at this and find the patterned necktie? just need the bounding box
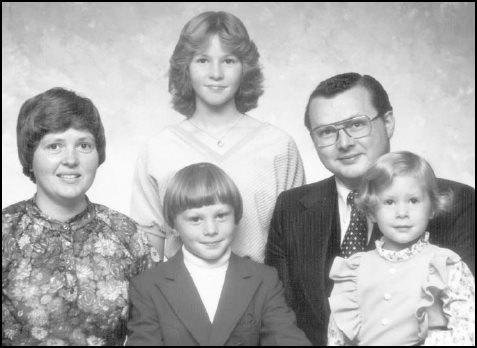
[341,190,368,258]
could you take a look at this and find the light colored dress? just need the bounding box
[130,121,305,263]
[2,197,160,346]
[327,232,475,346]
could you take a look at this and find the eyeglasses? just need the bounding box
[310,114,383,148]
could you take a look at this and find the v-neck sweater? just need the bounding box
[130,121,305,262]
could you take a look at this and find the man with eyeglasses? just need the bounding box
[265,72,475,346]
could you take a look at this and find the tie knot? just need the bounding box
[347,190,359,205]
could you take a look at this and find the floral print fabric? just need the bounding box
[2,197,160,346]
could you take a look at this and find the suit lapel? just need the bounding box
[298,177,339,318]
[208,254,261,346]
[367,223,381,250]
[156,251,211,345]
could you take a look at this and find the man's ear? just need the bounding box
[171,228,180,237]
[382,110,395,139]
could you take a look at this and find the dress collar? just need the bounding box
[375,232,430,262]
[25,195,96,235]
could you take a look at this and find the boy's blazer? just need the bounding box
[126,250,310,346]
[265,175,475,346]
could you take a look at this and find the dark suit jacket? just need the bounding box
[264,176,474,346]
[126,250,310,346]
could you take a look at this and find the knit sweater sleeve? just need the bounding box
[273,135,306,192]
[130,143,170,247]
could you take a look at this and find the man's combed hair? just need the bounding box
[356,151,453,218]
[304,72,393,130]
[163,162,243,228]
[169,11,264,117]
[16,87,106,183]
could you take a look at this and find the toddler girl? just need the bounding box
[327,151,475,346]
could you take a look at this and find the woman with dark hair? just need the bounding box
[2,87,160,346]
[130,11,305,263]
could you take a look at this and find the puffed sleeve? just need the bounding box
[419,250,475,346]
[327,315,353,346]
[328,253,363,344]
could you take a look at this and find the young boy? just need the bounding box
[126,163,310,346]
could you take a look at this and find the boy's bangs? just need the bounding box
[177,175,232,211]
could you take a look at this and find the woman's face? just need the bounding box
[32,128,99,207]
[189,34,243,112]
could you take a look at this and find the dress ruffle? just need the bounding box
[329,253,363,342]
[416,248,461,340]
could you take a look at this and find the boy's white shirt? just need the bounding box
[182,245,230,323]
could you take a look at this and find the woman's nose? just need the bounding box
[209,61,224,80]
[62,147,79,167]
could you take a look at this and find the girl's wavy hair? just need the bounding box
[163,162,243,229]
[356,151,453,218]
[169,11,264,117]
[16,87,106,183]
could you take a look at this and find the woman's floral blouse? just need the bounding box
[2,197,161,346]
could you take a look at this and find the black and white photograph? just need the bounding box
[2,2,474,346]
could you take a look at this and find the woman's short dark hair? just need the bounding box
[169,11,264,117]
[163,162,243,228]
[17,87,106,182]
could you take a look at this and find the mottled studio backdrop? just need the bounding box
[2,2,475,214]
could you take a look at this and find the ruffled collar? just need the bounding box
[25,195,96,237]
[375,232,430,262]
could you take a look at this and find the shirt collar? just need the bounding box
[335,178,353,208]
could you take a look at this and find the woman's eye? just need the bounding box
[196,57,208,64]
[46,143,62,153]
[224,58,236,64]
[78,143,94,153]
